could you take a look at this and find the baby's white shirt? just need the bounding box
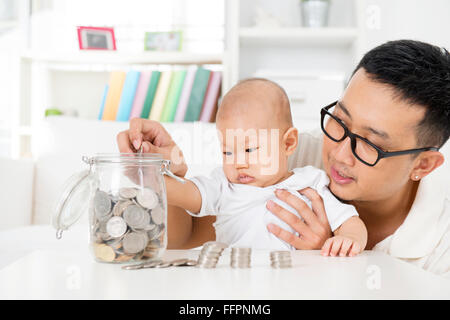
[187,165,358,250]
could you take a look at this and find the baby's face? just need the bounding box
[216,112,291,188]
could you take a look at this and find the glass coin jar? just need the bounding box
[53,153,185,263]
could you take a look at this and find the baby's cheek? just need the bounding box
[221,164,234,180]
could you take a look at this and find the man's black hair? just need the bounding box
[353,39,450,148]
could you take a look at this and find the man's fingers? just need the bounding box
[298,188,330,227]
[141,141,161,154]
[266,200,310,237]
[266,223,307,249]
[117,130,135,153]
[274,189,316,224]
[128,118,145,150]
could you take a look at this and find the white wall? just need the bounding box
[361,0,450,51]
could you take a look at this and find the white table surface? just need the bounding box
[1,225,449,299]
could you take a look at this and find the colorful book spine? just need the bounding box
[129,71,152,120]
[149,70,173,121]
[184,68,211,122]
[160,70,187,122]
[140,71,161,119]
[199,71,222,122]
[102,71,126,121]
[98,84,109,120]
[116,70,141,121]
[174,67,197,122]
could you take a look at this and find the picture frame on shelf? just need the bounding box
[77,26,117,50]
[144,31,183,51]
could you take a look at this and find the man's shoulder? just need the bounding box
[288,129,324,170]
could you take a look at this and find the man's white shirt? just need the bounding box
[289,130,450,278]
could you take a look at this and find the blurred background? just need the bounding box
[0,0,449,230]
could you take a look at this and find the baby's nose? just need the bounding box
[235,159,249,169]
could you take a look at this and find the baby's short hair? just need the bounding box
[218,77,293,128]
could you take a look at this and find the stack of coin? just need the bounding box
[230,247,252,268]
[91,186,166,263]
[196,241,228,268]
[270,251,292,268]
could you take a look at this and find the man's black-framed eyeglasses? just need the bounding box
[320,101,439,166]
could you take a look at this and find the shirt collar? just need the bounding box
[386,167,449,259]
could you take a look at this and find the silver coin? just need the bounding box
[106,216,127,238]
[203,241,228,249]
[169,258,189,266]
[142,260,164,268]
[122,232,149,254]
[196,241,228,268]
[121,264,143,270]
[185,260,198,266]
[151,206,165,225]
[155,261,172,268]
[94,190,112,218]
[119,187,138,199]
[123,205,151,229]
[112,200,133,217]
[146,239,161,250]
[142,223,157,231]
[147,225,163,240]
[136,188,159,209]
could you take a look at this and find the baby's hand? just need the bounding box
[320,235,363,257]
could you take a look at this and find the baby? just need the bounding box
[165,78,367,255]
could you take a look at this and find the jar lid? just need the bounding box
[52,169,96,239]
[87,153,164,165]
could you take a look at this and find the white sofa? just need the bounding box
[1,116,449,232]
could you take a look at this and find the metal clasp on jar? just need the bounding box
[161,160,186,184]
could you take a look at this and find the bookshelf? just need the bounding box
[15,51,226,158]
[21,51,224,67]
[11,0,366,159]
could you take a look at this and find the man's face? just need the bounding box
[322,69,426,202]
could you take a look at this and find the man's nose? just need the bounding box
[332,137,355,166]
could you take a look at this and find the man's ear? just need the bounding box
[410,151,445,181]
[282,127,299,156]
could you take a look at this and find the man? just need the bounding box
[117,40,450,276]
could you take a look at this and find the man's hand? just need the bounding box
[266,188,332,249]
[321,235,363,257]
[117,118,187,177]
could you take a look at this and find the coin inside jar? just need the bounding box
[94,190,112,219]
[136,188,159,209]
[123,232,149,254]
[106,216,127,238]
[147,224,163,240]
[150,205,164,225]
[123,204,150,229]
[93,243,116,262]
[112,200,133,217]
[119,187,138,199]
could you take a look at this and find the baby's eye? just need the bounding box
[223,151,233,156]
[246,147,258,153]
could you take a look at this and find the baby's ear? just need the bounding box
[283,127,298,155]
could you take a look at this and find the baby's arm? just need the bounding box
[164,176,202,215]
[321,216,368,257]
